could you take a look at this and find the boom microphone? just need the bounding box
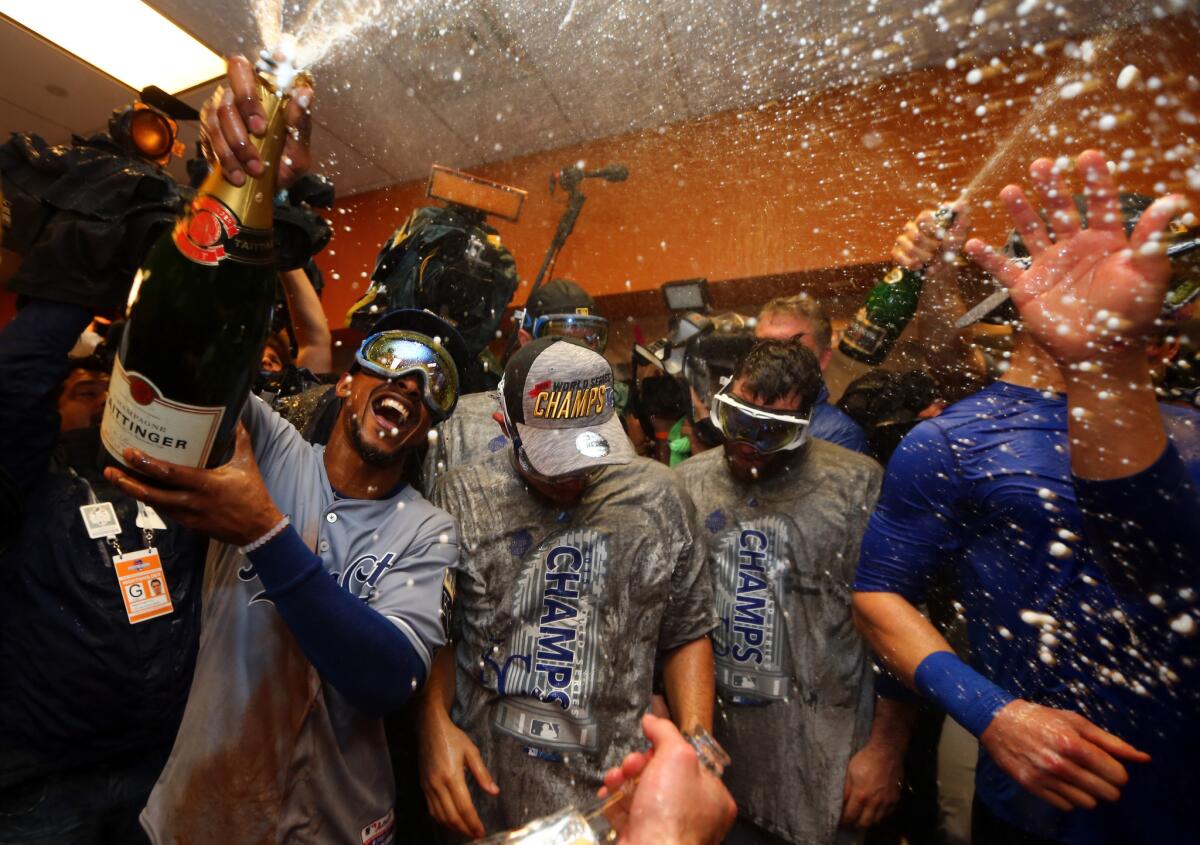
[585,163,629,182]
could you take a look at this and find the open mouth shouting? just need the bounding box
[370,388,416,438]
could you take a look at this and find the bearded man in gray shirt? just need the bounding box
[418,337,717,840]
[677,339,913,845]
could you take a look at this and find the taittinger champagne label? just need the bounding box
[173,195,274,267]
[101,357,224,469]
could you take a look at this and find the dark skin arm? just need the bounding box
[416,644,499,839]
[198,54,314,189]
[279,268,333,373]
[102,424,281,546]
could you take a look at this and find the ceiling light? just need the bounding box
[0,0,225,93]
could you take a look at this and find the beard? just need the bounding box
[346,410,411,467]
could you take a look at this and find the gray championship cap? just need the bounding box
[500,337,634,477]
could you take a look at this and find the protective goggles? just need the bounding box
[712,384,810,453]
[531,313,609,353]
[355,330,460,420]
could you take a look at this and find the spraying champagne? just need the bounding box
[838,206,956,366]
[101,53,310,469]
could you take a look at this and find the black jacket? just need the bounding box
[0,300,204,787]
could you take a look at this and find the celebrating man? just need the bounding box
[678,338,911,844]
[105,309,466,843]
[425,278,611,489]
[853,150,1200,844]
[418,337,716,839]
[755,294,867,452]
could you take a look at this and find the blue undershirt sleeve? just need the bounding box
[246,524,427,715]
[854,422,965,601]
[1074,441,1200,598]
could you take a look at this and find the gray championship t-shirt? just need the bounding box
[676,441,882,845]
[142,396,458,845]
[423,391,510,494]
[432,452,715,833]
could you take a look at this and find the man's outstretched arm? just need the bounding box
[852,590,1148,814]
[103,425,438,715]
[965,149,1200,594]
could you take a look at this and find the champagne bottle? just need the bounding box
[476,728,730,845]
[101,65,304,469]
[838,207,955,366]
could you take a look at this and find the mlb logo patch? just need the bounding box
[361,809,395,845]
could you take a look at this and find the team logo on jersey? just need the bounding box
[238,536,402,606]
[712,515,795,704]
[485,528,608,752]
[339,552,402,597]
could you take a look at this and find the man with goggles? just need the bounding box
[355,326,462,423]
[516,278,609,353]
[711,379,811,459]
[678,338,915,843]
[415,337,716,840]
[102,302,469,844]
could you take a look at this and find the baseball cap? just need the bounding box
[500,337,634,477]
[526,278,596,321]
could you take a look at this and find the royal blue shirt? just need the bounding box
[855,380,1200,844]
[811,386,867,453]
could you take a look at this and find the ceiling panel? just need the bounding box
[0,96,71,144]
[1,0,1182,201]
[425,74,575,163]
[501,0,689,135]
[0,19,136,143]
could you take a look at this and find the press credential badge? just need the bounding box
[112,549,174,625]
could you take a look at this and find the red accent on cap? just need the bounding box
[529,379,552,398]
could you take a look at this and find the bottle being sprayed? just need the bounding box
[101,47,310,469]
[475,727,730,845]
[838,206,956,366]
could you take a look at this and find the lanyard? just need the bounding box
[70,468,156,559]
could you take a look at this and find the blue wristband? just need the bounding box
[914,651,1015,738]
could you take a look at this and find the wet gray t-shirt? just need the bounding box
[423,391,510,494]
[431,452,715,833]
[676,441,882,845]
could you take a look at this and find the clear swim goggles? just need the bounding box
[711,382,810,453]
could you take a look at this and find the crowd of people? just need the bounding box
[0,56,1197,845]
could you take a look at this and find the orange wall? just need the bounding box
[311,15,1198,328]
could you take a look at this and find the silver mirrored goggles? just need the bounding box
[531,313,609,353]
[712,385,810,453]
[355,330,460,420]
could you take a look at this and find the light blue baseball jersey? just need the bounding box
[141,396,458,845]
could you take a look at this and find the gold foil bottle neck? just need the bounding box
[199,74,294,231]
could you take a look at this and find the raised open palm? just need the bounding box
[965,149,1186,364]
